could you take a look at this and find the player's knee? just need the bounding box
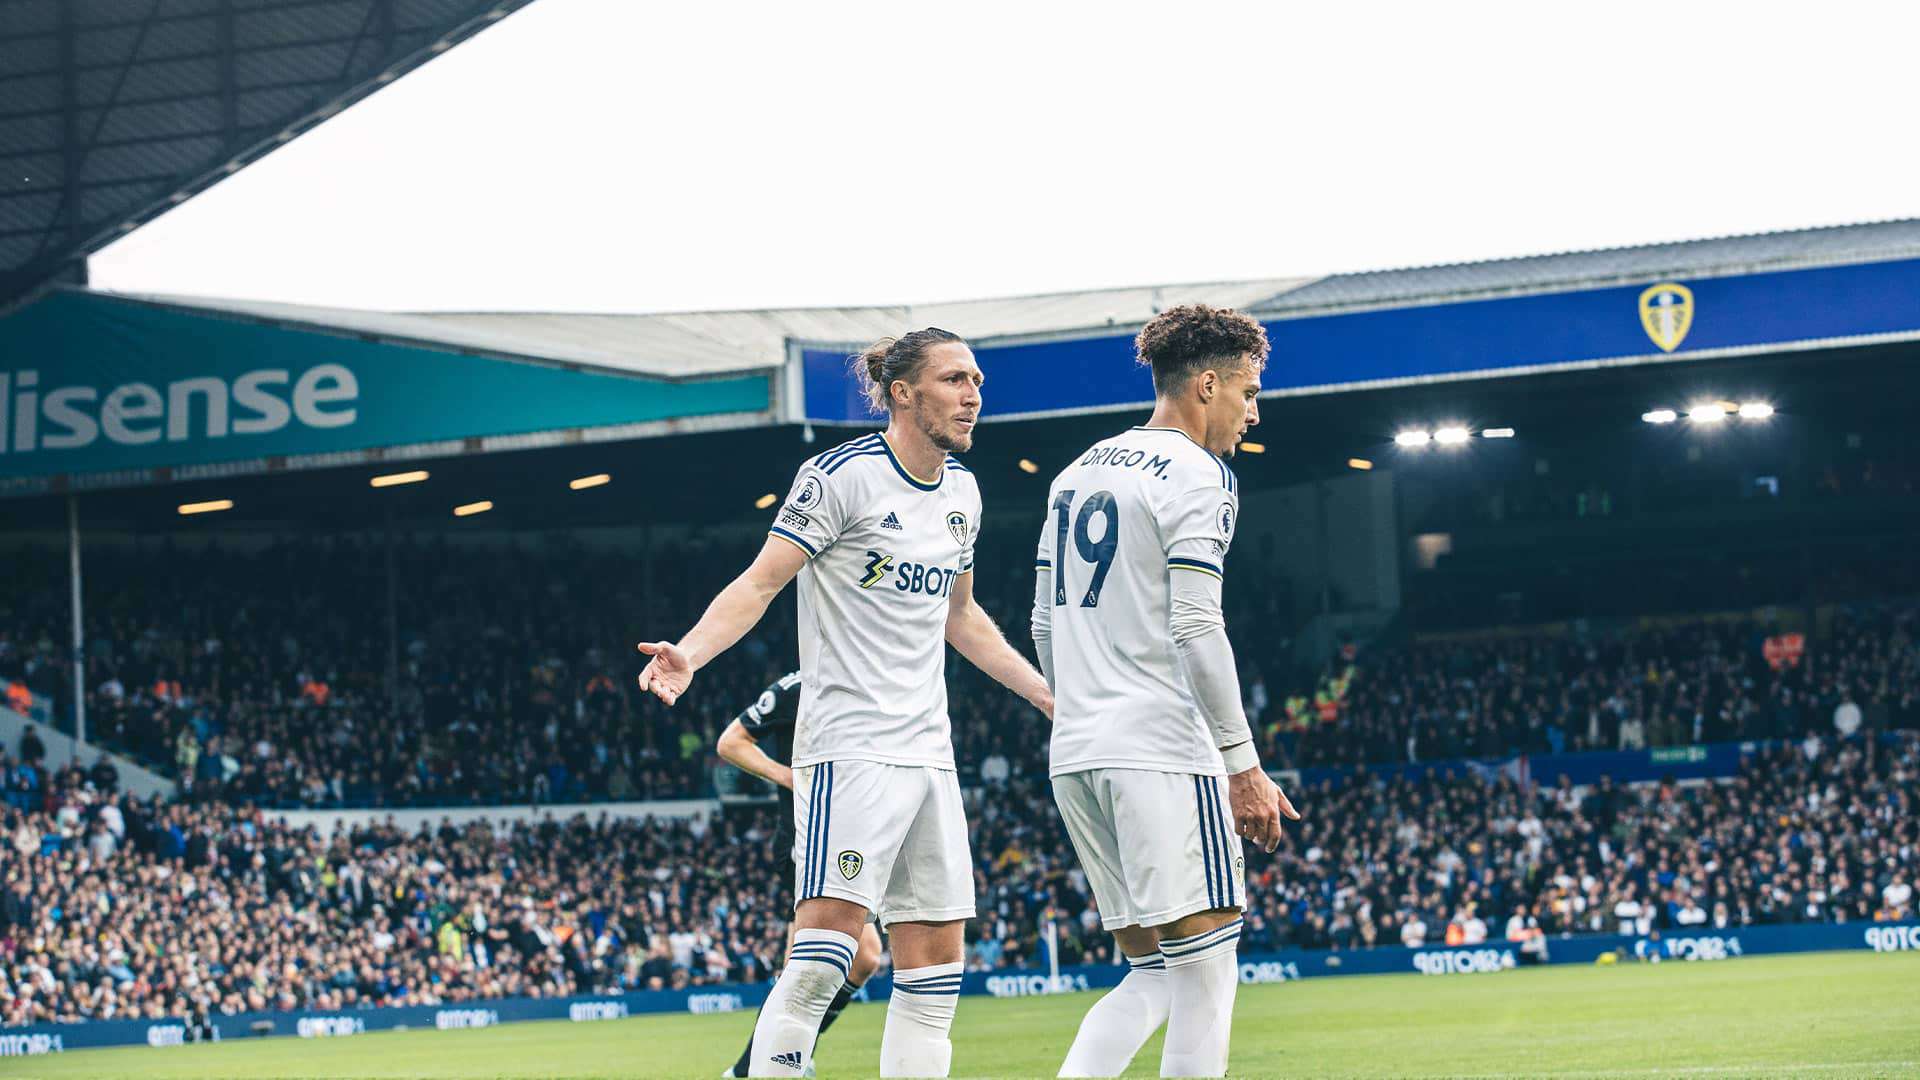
[1157,908,1239,942]
[885,919,967,969]
[1111,925,1159,959]
[794,896,870,938]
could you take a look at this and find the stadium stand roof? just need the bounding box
[0,0,536,309]
[99,217,1920,382]
[112,275,1315,378]
[1249,218,1920,314]
[9,218,1920,506]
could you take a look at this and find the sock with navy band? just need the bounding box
[881,961,962,1077]
[1159,918,1242,1078]
[747,928,855,1076]
[731,977,860,1077]
[1058,950,1170,1077]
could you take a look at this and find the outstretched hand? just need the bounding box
[636,641,694,706]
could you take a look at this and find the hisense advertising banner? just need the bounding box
[0,292,769,482]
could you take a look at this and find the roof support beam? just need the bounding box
[57,2,79,250]
[0,74,389,124]
[219,0,239,149]
[0,34,425,87]
[378,0,398,62]
[31,0,165,267]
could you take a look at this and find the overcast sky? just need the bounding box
[88,0,1920,314]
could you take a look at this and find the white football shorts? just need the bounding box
[1052,768,1246,930]
[791,760,975,926]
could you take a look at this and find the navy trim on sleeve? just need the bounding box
[813,433,882,471]
[769,527,818,558]
[1167,556,1224,578]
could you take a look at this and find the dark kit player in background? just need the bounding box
[717,671,884,1079]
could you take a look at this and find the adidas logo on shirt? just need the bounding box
[880,512,903,530]
[770,1050,804,1071]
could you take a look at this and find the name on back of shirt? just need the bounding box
[1078,445,1173,478]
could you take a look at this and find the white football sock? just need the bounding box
[881,961,962,1077]
[1059,951,1171,1077]
[748,929,855,1076]
[1159,919,1242,1078]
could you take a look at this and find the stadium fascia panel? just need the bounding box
[791,254,1920,425]
[1246,328,1920,402]
[790,329,1920,427]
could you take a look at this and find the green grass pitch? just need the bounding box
[11,951,1918,1078]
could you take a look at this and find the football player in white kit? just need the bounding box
[637,328,1052,1078]
[1033,305,1302,1078]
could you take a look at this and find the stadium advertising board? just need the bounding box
[1292,738,1755,791]
[8,921,1914,1055]
[265,797,718,839]
[0,291,769,484]
[800,257,1920,423]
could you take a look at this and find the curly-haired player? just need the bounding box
[1033,305,1302,1078]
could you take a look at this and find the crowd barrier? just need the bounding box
[1288,732,1915,793]
[6,920,1915,1057]
[266,798,720,839]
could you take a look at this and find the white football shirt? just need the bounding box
[1039,426,1240,777]
[769,432,981,770]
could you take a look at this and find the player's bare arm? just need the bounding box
[946,568,1054,719]
[717,718,795,790]
[637,536,807,706]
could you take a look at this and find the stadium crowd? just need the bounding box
[3,523,1917,1027]
[6,531,1914,810]
[996,733,1918,966]
[0,535,803,808]
[0,761,798,1026]
[1270,602,1920,770]
[3,728,1912,1026]
[0,529,1282,808]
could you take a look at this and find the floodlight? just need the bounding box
[370,470,429,488]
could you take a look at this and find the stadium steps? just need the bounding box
[0,701,178,799]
